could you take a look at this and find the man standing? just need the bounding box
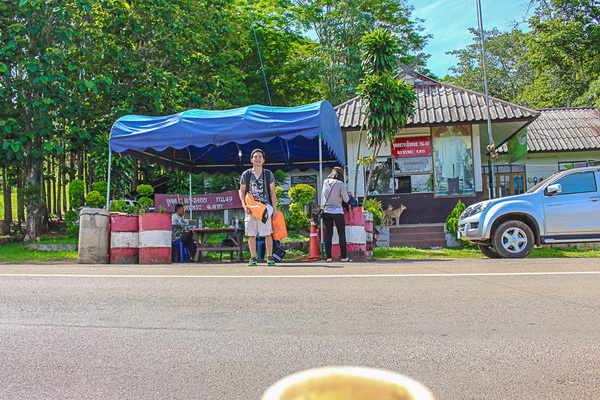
[172,204,197,261]
[239,149,279,266]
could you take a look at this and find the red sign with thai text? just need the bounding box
[154,190,242,212]
[392,137,432,158]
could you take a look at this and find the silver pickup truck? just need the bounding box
[458,166,600,258]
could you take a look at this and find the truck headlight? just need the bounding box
[460,201,492,219]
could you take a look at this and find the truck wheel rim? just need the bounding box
[501,227,528,253]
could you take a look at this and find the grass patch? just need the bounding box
[0,242,78,263]
[374,246,485,259]
[1,235,597,264]
[37,236,78,244]
[374,245,600,259]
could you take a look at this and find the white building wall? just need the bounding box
[495,150,599,190]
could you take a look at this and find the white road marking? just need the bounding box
[0,271,599,279]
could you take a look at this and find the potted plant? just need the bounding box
[445,200,466,247]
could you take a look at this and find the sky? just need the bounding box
[410,0,535,77]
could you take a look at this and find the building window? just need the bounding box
[482,164,526,199]
[367,158,395,195]
[431,125,475,197]
[367,136,435,196]
[291,175,317,190]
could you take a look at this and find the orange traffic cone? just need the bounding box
[303,217,322,262]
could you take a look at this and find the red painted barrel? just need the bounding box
[110,214,139,264]
[330,207,367,261]
[138,213,172,264]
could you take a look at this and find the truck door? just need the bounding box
[542,171,600,235]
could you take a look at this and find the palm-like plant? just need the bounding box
[357,28,416,201]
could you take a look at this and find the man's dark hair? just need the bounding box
[174,204,184,212]
[250,148,265,159]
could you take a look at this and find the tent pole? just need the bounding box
[106,150,112,210]
[189,172,193,219]
[319,134,324,257]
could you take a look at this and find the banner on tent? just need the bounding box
[155,190,242,212]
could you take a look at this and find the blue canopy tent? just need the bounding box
[106,100,346,209]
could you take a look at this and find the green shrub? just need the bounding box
[64,210,79,239]
[288,184,315,205]
[275,186,284,206]
[363,198,383,226]
[85,190,106,208]
[286,204,310,233]
[92,181,108,196]
[286,184,314,233]
[136,185,154,211]
[138,196,153,207]
[136,184,154,197]
[68,179,85,209]
[445,200,466,239]
[111,200,127,213]
[203,218,226,228]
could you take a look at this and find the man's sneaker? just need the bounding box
[248,257,258,266]
[267,256,276,266]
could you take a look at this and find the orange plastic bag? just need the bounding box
[271,211,287,240]
[245,193,268,223]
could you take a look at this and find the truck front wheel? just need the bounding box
[491,221,534,258]
[478,244,502,258]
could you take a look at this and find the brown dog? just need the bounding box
[382,204,407,226]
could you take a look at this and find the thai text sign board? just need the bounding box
[155,190,242,212]
[392,137,431,158]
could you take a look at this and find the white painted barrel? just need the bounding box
[78,208,110,264]
[138,213,172,264]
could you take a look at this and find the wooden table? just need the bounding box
[190,227,244,262]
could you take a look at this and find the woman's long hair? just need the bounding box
[327,166,344,181]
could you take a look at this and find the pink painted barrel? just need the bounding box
[110,214,139,264]
[330,207,367,261]
[138,213,172,264]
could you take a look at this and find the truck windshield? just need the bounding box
[525,170,561,193]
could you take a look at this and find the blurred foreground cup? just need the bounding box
[261,366,434,400]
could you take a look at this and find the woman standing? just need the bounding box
[321,166,352,262]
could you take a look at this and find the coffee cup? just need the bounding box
[261,366,434,400]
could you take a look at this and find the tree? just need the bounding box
[293,0,429,105]
[0,0,94,241]
[520,0,600,107]
[445,28,535,105]
[356,28,416,201]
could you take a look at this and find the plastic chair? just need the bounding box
[256,236,280,262]
[172,241,190,263]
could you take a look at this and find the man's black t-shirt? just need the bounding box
[241,168,274,205]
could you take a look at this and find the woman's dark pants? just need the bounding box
[323,212,347,259]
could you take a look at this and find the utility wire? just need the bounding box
[247,2,273,108]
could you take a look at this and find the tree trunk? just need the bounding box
[61,155,68,214]
[77,150,83,180]
[24,159,44,243]
[17,169,25,225]
[2,167,13,227]
[363,143,382,203]
[353,124,364,195]
[132,161,139,197]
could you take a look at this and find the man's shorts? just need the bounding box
[245,213,273,237]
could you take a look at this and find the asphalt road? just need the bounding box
[1,258,599,399]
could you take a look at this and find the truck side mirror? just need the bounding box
[546,183,563,195]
